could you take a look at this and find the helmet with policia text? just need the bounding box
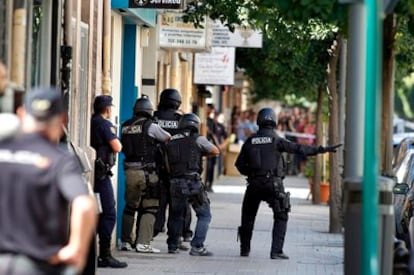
[178,113,200,133]
[133,95,154,117]
[159,88,182,110]
[257,107,277,127]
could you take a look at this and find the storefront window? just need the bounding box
[29,0,53,87]
[0,2,7,61]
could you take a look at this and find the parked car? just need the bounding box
[393,137,414,249]
[394,132,414,148]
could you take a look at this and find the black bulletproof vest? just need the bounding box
[154,109,181,136]
[245,129,280,176]
[166,132,202,177]
[121,117,157,163]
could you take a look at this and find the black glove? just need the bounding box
[318,144,342,153]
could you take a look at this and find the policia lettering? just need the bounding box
[235,107,341,260]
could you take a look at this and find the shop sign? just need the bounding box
[211,21,262,48]
[158,13,208,50]
[129,0,183,9]
[194,47,235,85]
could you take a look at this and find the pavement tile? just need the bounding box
[98,175,343,275]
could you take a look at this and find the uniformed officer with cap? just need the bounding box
[0,87,97,274]
[235,107,341,260]
[165,113,220,256]
[120,96,171,253]
[91,95,127,268]
[153,88,193,244]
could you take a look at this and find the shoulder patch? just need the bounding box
[170,133,185,140]
[110,126,116,134]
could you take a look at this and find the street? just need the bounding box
[98,176,343,275]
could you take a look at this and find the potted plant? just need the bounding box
[305,155,330,203]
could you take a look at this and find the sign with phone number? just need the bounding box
[158,13,208,50]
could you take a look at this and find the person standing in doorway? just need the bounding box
[91,95,127,268]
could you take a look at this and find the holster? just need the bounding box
[143,167,160,199]
[273,177,291,213]
[278,191,291,213]
[95,158,108,180]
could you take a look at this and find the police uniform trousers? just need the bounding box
[122,168,159,245]
[154,172,193,239]
[167,177,211,251]
[240,177,288,254]
[94,175,116,254]
[0,254,77,275]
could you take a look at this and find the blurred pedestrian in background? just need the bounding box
[0,60,8,96]
[205,103,219,192]
[215,112,228,176]
[0,87,97,274]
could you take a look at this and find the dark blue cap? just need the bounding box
[93,95,113,111]
[25,87,64,121]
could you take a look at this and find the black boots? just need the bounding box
[270,252,289,260]
[98,247,128,268]
[238,226,252,257]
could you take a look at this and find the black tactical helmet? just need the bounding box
[257,107,277,127]
[159,88,182,109]
[133,95,154,117]
[178,113,200,133]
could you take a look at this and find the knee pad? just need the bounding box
[141,206,159,218]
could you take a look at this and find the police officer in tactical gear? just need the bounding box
[153,88,193,243]
[235,107,341,260]
[90,95,127,268]
[120,96,170,253]
[165,113,220,256]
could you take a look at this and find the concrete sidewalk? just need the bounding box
[98,176,343,275]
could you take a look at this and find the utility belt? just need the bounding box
[249,170,276,178]
[171,173,201,181]
[248,174,290,213]
[124,161,156,171]
[169,177,207,208]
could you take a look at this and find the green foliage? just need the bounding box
[236,18,334,103]
[393,4,414,119]
[274,0,347,29]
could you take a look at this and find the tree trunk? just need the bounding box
[381,13,396,175]
[312,85,324,204]
[327,35,342,233]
